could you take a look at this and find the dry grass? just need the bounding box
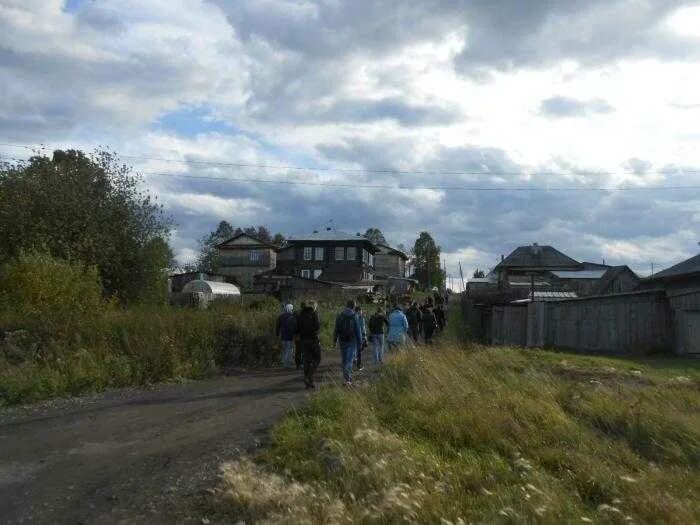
[215,339,700,523]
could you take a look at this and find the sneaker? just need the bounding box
[344,380,353,388]
[357,366,364,371]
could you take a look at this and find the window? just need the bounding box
[248,250,262,262]
[303,247,313,261]
[314,247,324,261]
[313,269,322,280]
[335,247,345,261]
[346,246,357,260]
[301,269,311,279]
[362,249,368,264]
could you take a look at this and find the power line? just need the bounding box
[2,141,700,177]
[3,153,700,192]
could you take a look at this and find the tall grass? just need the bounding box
[0,300,286,405]
[216,344,700,523]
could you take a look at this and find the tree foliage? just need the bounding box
[410,231,445,289]
[363,227,387,245]
[473,268,486,278]
[0,149,172,303]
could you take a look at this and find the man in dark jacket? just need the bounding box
[297,300,321,389]
[434,303,446,333]
[368,307,389,364]
[406,302,421,342]
[334,300,363,387]
[275,303,297,368]
[421,304,437,344]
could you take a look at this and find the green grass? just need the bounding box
[215,338,700,523]
[0,300,287,405]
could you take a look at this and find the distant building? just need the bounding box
[274,229,378,285]
[215,233,278,290]
[642,252,700,292]
[373,243,408,280]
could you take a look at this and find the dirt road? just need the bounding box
[0,355,343,524]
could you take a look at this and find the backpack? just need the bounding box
[298,308,319,339]
[422,309,436,329]
[338,313,356,342]
[368,314,384,334]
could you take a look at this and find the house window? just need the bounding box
[313,269,322,280]
[314,247,324,261]
[362,249,368,264]
[335,247,345,261]
[301,269,311,279]
[303,247,313,261]
[368,253,374,266]
[346,246,357,261]
[249,249,263,262]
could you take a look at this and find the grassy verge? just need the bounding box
[0,300,286,405]
[215,342,700,523]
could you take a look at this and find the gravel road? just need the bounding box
[0,355,344,524]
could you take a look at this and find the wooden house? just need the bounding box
[215,233,278,290]
[373,243,408,280]
[274,229,378,285]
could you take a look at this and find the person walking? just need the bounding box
[275,303,297,368]
[434,302,446,333]
[354,305,368,370]
[386,304,409,351]
[421,303,437,344]
[334,300,363,387]
[406,302,421,343]
[368,307,389,364]
[297,300,321,389]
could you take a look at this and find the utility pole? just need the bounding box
[458,261,465,292]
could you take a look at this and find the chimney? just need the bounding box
[326,227,332,231]
[501,254,504,262]
[313,230,318,234]
[356,232,361,236]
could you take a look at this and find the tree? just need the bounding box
[364,227,387,245]
[0,149,172,304]
[410,231,445,290]
[255,226,272,243]
[473,268,486,278]
[272,232,286,247]
[197,221,235,272]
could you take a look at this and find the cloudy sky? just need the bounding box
[2,0,700,285]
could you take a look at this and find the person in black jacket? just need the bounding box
[406,302,421,342]
[368,307,389,364]
[297,300,321,389]
[421,303,437,344]
[434,303,446,333]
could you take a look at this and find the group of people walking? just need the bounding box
[275,295,447,389]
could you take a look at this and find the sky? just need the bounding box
[2,0,700,287]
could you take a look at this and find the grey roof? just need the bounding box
[651,253,700,280]
[591,266,639,295]
[551,270,607,279]
[496,245,580,269]
[376,242,409,260]
[288,230,369,242]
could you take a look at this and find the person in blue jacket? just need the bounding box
[275,303,297,368]
[334,299,363,387]
[386,304,409,351]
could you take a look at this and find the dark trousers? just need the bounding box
[300,339,321,386]
[424,326,435,344]
[294,342,303,369]
[409,326,420,342]
[355,341,366,369]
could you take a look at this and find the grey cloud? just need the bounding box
[540,96,614,117]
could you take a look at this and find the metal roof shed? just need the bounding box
[182,280,241,296]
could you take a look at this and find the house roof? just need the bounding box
[551,270,608,279]
[511,290,578,303]
[650,253,700,280]
[591,265,639,295]
[495,244,580,270]
[376,243,409,260]
[215,232,278,249]
[288,230,367,242]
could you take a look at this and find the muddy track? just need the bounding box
[0,355,344,524]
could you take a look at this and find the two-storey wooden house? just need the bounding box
[215,233,278,290]
[274,230,378,284]
[373,243,408,280]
